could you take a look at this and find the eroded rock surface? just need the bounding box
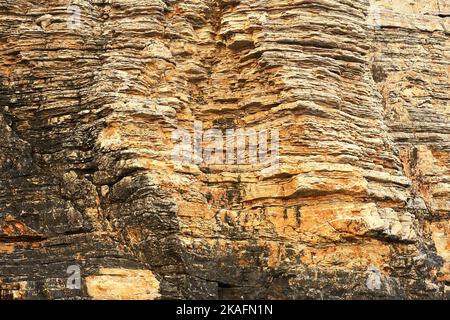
[0,0,448,299]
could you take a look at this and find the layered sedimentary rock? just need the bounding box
[0,0,448,299]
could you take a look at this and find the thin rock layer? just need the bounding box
[0,0,448,299]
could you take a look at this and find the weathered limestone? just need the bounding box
[0,0,448,299]
[86,268,160,300]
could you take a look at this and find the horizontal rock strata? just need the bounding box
[0,0,448,299]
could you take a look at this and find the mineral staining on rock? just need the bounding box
[0,0,448,299]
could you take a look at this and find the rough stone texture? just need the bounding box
[0,0,448,300]
[85,268,160,300]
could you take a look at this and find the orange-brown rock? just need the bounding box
[0,0,448,299]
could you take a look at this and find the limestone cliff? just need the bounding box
[0,0,448,299]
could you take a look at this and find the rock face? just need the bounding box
[0,0,448,300]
